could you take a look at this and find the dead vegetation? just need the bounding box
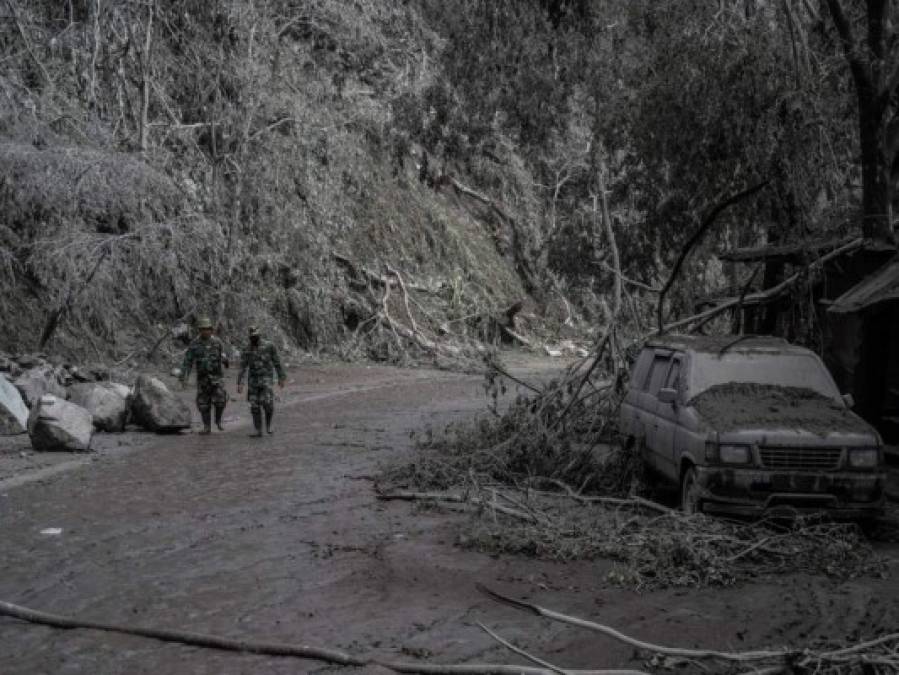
[0,0,539,366]
[330,252,526,369]
[378,481,886,590]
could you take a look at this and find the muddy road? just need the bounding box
[1,361,898,674]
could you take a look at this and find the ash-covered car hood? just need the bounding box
[688,383,871,436]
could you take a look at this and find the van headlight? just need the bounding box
[719,444,751,464]
[848,448,879,469]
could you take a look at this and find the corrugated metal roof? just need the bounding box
[828,256,899,313]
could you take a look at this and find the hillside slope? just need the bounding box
[0,1,533,363]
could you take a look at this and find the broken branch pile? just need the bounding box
[384,328,632,494]
[377,483,886,589]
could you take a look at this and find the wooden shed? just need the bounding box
[826,256,899,442]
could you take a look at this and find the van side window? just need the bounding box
[665,359,681,392]
[643,354,670,394]
[629,350,653,390]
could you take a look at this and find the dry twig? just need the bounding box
[478,586,899,673]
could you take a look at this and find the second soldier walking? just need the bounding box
[237,326,286,436]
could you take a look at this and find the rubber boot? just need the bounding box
[214,405,225,431]
[249,409,263,437]
[264,406,274,435]
[199,409,212,435]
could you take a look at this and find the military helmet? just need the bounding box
[248,326,261,337]
[196,316,213,330]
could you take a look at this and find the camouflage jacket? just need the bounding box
[181,336,228,383]
[238,341,285,388]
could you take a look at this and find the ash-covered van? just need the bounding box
[620,335,885,518]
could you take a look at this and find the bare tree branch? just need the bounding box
[4,0,53,89]
[596,262,660,293]
[596,160,621,317]
[865,0,888,61]
[38,246,110,349]
[822,0,873,90]
[656,180,769,333]
[476,585,797,664]
[661,237,863,333]
[476,622,568,675]
[138,0,155,152]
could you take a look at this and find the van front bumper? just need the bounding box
[694,465,886,518]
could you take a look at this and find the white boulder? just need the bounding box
[28,395,93,452]
[0,375,29,435]
[131,374,190,433]
[67,382,131,432]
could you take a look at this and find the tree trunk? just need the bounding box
[138,0,154,153]
[858,90,893,244]
[822,0,897,247]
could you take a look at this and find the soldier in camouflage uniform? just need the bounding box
[237,326,286,437]
[179,316,229,434]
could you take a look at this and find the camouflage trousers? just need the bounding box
[247,382,274,414]
[196,377,227,413]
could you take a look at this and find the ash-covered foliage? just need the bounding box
[0,0,525,363]
[0,0,879,364]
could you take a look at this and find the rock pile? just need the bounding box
[0,351,192,451]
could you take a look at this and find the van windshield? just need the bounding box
[688,352,842,402]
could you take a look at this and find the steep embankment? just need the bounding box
[0,1,531,363]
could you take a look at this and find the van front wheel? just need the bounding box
[680,466,702,515]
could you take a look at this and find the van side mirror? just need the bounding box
[658,387,677,405]
[842,393,855,408]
